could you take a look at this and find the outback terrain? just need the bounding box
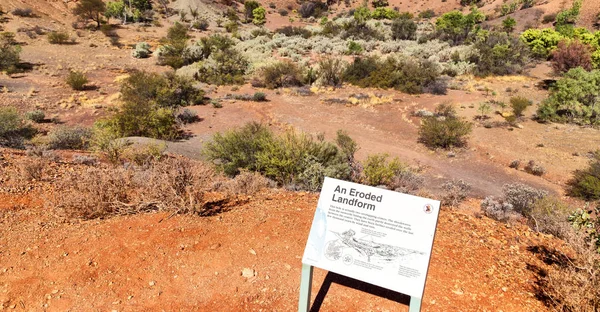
[1,0,600,310]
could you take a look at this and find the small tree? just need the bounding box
[73,0,106,28]
[502,17,516,33]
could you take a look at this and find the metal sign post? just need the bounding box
[298,264,423,312]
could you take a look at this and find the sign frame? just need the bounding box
[298,177,440,312]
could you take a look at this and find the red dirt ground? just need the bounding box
[0,186,565,312]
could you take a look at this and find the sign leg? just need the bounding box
[409,296,422,312]
[298,264,314,312]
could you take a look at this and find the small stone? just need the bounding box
[241,268,255,278]
[249,249,257,255]
[149,281,156,287]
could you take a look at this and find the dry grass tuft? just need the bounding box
[55,157,230,219]
[533,230,600,311]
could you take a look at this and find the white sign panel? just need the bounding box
[302,177,440,298]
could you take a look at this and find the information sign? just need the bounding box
[302,177,440,299]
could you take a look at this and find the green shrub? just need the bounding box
[0,32,21,73]
[343,56,379,84]
[244,0,260,21]
[555,0,581,31]
[121,71,205,108]
[391,16,417,40]
[252,92,267,101]
[195,48,248,85]
[318,57,345,87]
[502,17,516,33]
[344,56,439,94]
[362,153,403,186]
[520,28,564,58]
[25,110,45,123]
[167,22,188,41]
[11,8,33,17]
[203,122,353,188]
[47,31,70,44]
[156,22,196,69]
[434,8,485,45]
[568,153,600,200]
[510,96,531,117]
[542,13,556,24]
[418,9,435,19]
[176,108,199,124]
[298,1,327,18]
[0,107,36,148]
[537,68,600,125]
[341,21,384,41]
[418,104,472,149]
[346,41,363,54]
[371,0,388,8]
[0,107,22,139]
[252,7,266,25]
[66,70,88,90]
[471,31,530,77]
[203,122,274,176]
[99,103,179,140]
[257,60,304,89]
[48,126,93,150]
[371,8,400,20]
